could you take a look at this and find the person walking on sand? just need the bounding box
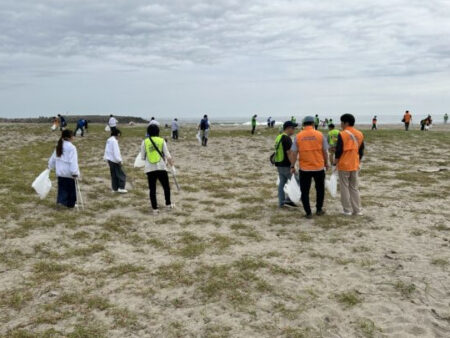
[48,130,80,208]
[108,114,118,133]
[334,114,365,216]
[371,116,378,130]
[291,116,297,124]
[141,124,174,214]
[444,113,448,124]
[149,117,160,126]
[327,123,339,166]
[274,121,299,208]
[251,114,257,135]
[402,110,412,131]
[58,114,67,131]
[171,118,179,140]
[199,114,210,146]
[289,116,329,219]
[104,128,127,194]
[314,114,320,130]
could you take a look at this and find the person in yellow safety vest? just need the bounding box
[274,120,298,208]
[333,113,365,216]
[140,124,174,215]
[327,123,340,168]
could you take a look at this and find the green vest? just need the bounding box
[252,117,257,126]
[315,117,320,125]
[144,137,164,164]
[274,133,287,163]
[328,129,339,146]
[291,117,296,123]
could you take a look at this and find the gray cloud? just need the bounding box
[0,0,449,117]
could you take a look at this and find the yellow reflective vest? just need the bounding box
[144,137,164,164]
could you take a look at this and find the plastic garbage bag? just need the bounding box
[75,129,82,136]
[51,124,57,131]
[284,177,301,203]
[134,152,146,168]
[32,169,52,199]
[105,125,111,132]
[326,171,338,198]
[196,131,202,144]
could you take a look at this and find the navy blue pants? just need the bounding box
[57,177,77,208]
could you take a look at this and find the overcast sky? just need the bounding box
[1,0,449,120]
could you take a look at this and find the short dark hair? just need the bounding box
[303,121,314,126]
[340,114,355,126]
[110,114,113,117]
[111,128,121,137]
[147,124,160,137]
[203,114,208,118]
[328,123,335,129]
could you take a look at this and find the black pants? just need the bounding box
[251,126,256,134]
[147,170,171,209]
[57,177,76,208]
[299,170,325,215]
[108,161,126,191]
[371,124,377,130]
[314,124,319,130]
[172,130,178,139]
[74,126,84,136]
[405,122,410,131]
[110,126,117,134]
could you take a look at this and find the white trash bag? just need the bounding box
[284,177,301,203]
[105,125,111,132]
[196,131,202,144]
[51,124,57,131]
[32,169,52,199]
[134,152,146,168]
[76,129,82,136]
[326,171,338,198]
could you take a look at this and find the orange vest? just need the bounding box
[338,127,364,171]
[404,113,411,123]
[296,126,324,171]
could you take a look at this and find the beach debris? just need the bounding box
[418,167,448,173]
[326,171,338,197]
[31,169,52,199]
[284,177,301,203]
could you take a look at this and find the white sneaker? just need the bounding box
[165,204,174,210]
[354,211,364,216]
[152,209,159,215]
[117,188,128,194]
[341,211,352,216]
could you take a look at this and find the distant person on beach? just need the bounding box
[58,114,67,131]
[141,124,174,214]
[108,114,118,133]
[334,114,365,216]
[328,118,333,126]
[74,119,87,137]
[327,124,339,166]
[51,117,60,131]
[274,121,298,208]
[251,114,257,135]
[289,116,329,219]
[48,129,79,208]
[104,128,127,194]
[199,115,210,146]
[291,116,297,124]
[445,113,448,124]
[171,118,179,140]
[314,115,320,130]
[371,116,377,130]
[267,117,271,128]
[402,110,412,131]
[149,117,160,126]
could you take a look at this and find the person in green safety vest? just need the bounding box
[314,114,320,130]
[140,124,174,215]
[251,114,257,135]
[274,120,298,208]
[291,116,296,124]
[327,123,340,167]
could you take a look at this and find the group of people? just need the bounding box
[274,114,364,218]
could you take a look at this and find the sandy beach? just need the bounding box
[0,122,449,337]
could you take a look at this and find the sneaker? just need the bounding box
[316,209,326,216]
[152,209,159,215]
[341,211,352,216]
[117,188,128,194]
[165,204,174,210]
[112,190,118,193]
[353,211,364,216]
[304,213,313,219]
[284,201,298,208]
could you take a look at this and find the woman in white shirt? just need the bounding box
[104,128,127,193]
[141,124,174,214]
[48,130,80,208]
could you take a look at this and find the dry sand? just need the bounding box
[0,122,449,337]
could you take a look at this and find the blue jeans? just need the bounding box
[277,166,292,206]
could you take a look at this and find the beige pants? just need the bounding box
[338,170,361,214]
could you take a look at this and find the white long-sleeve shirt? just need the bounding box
[108,117,117,127]
[140,139,171,173]
[48,141,80,178]
[171,121,179,131]
[104,136,122,163]
[148,119,160,126]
